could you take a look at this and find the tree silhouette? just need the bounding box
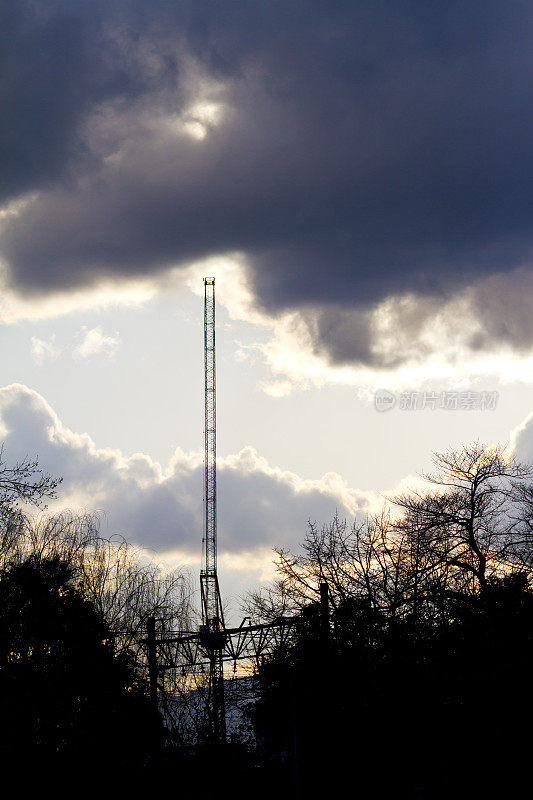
[247,444,533,799]
[0,444,60,510]
[0,555,158,777]
[247,444,533,626]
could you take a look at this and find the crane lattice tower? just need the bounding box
[200,277,226,741]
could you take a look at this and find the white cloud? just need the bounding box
[30,335,61,364]
[8,251,533,399]
[0,259,159,324]
[183,259,533,396]
[1,382,523,610]
[510,412,533,463]
[72,326,120,359]
[260,380,294,398]
[0,383,379,613]
[0,384,372,560]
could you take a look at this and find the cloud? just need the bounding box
[263,267,533,389]
[72,326,120,359]
[30,327,121,366]
[188,260,533,393]
[30,335,61,364]
[1,1,533,374]
[511,413,533,465]
[0,384,371,560]
[0,274,158,324]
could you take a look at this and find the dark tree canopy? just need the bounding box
[1,440,532,797]
[0,446,192,782]
[246,444,533,800]
[0,555,157,774]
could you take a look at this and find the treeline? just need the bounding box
[3,443,533,798]
[0,452,191,783]
[246,444,533,800]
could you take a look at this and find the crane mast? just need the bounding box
[200,276,226,741]
[142,276,319,744]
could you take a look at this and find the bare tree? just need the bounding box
[244,512,396,620]
[0,510,193,689]
[0,444,60,510]
[0,444,61,569]
[392,443,531,596]
[246,444,533,626]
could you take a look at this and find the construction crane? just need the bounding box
[199,276,226,742]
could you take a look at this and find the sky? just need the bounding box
[1,1,533,620]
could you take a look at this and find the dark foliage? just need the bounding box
[252,576,533,800]
[0,555,159,779]
[1,441,532,798]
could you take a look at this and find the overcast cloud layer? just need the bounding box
[1,1,532,369]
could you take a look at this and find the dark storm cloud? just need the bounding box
[2,1,533,362]
[1,2,136,199]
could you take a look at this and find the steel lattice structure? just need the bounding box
[141,277,315,743]
[151,616,300,674]
[201,277,223,632]
[200,277,226,741]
